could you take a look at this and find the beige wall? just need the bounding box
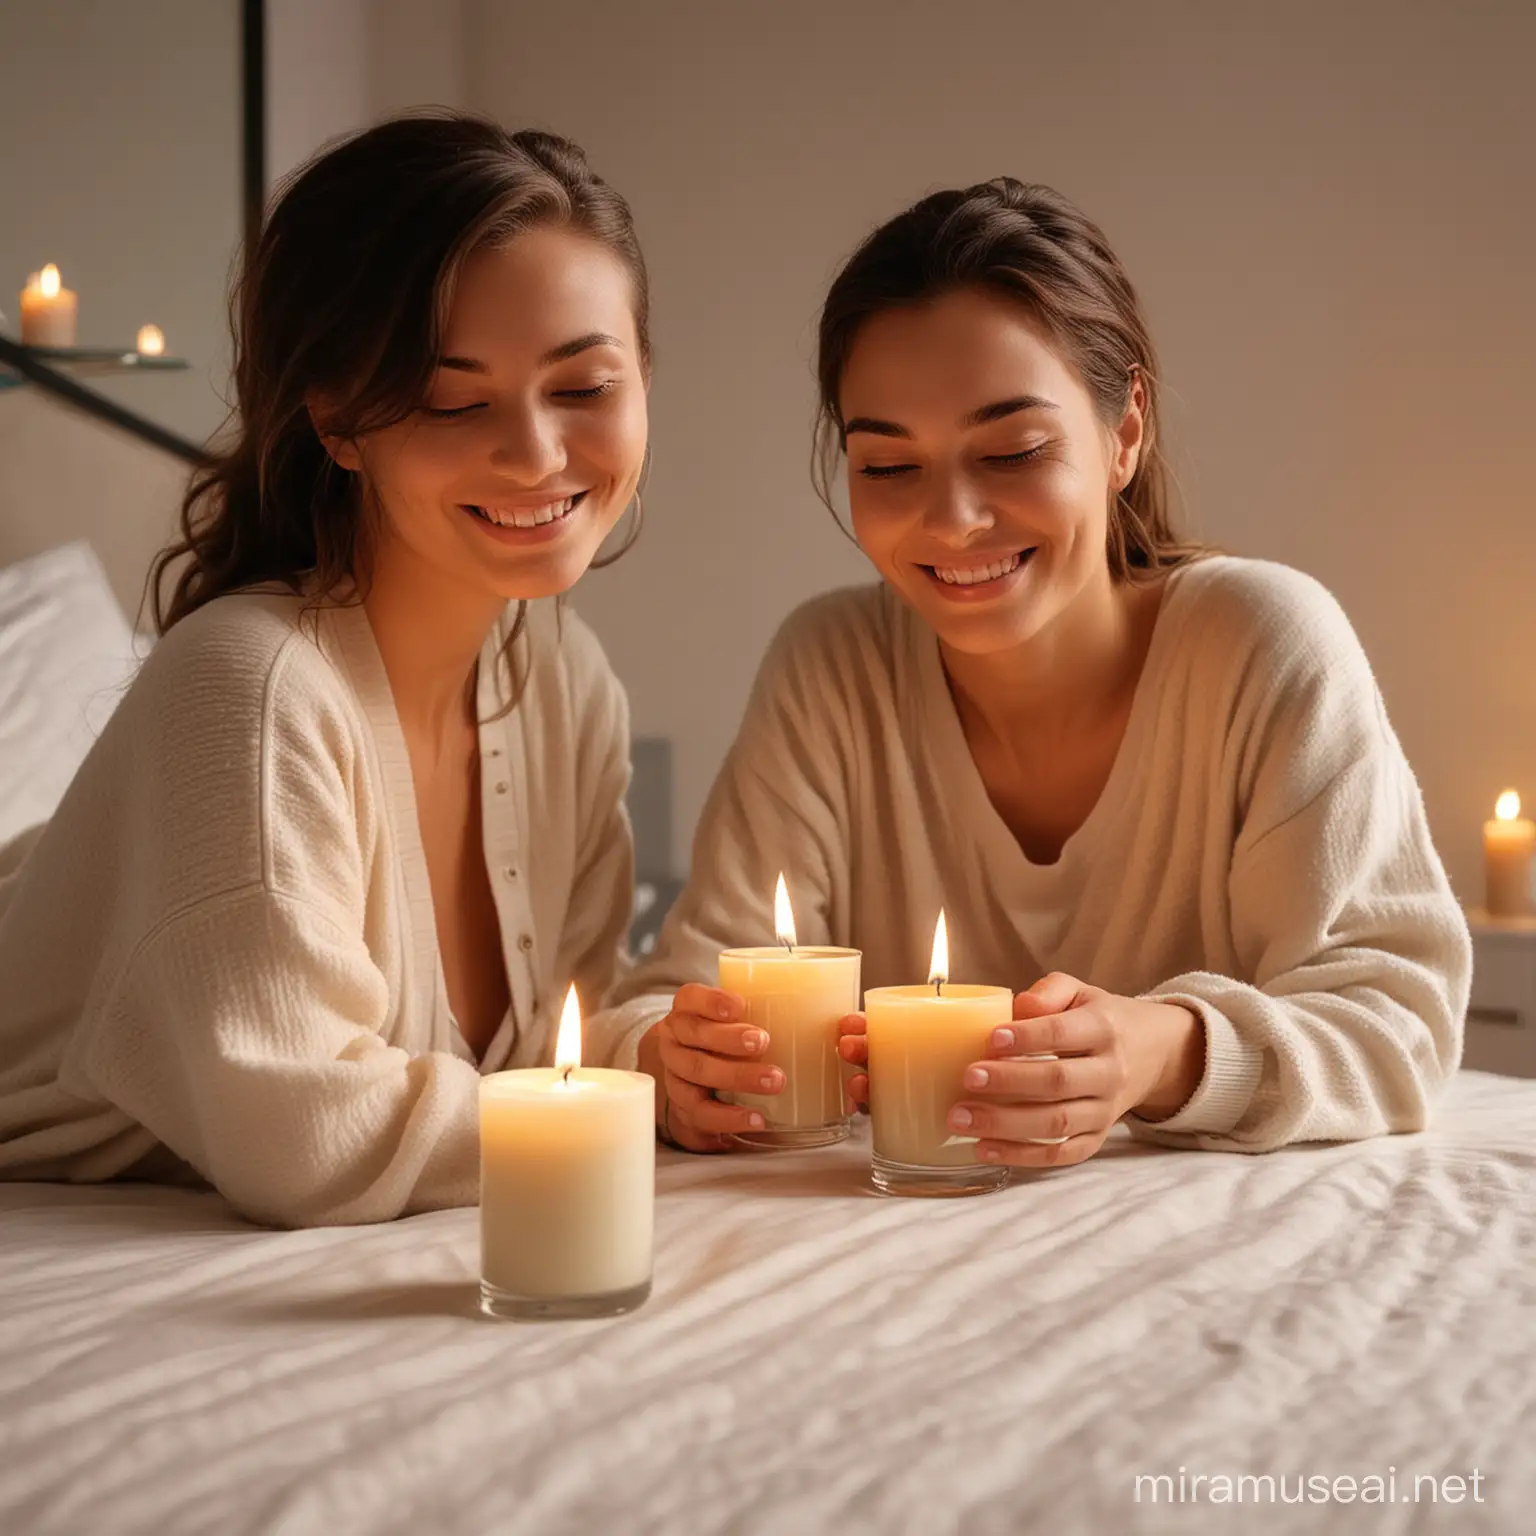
[464,0,1536,900]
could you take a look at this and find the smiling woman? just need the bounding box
[588,177,1471,1173]
[0,114,650,1227]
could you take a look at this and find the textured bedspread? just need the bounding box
[1,1070,1532,1535]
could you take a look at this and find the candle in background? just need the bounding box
[135,324,165,356]
[718,873,861,1149]
[1485,790,1536,918]
[478,984,654,1320]
[864,910,1012,1198]
[19,265,78,347]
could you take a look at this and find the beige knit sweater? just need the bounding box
[588,558,1470,1149]
[0,593,633,1226]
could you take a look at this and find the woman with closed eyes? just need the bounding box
[590,178,1470,1167]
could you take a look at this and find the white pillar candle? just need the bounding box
[479,985,655,1319]
[19,265,78,347]
[865,910,1012,1197]
[1485,791,1536,918]
[719,873,861,1149]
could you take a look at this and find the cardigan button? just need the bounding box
[494,781,509,795]
[518,933,534,953]
[502,865,518,882]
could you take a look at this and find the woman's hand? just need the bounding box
[952,973,1204,1168]
[635,984,783,1152]
[836,974,1205,1165]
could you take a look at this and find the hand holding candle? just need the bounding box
[1484,790,1535,917]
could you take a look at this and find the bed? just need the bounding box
[2,1069,1532,1535]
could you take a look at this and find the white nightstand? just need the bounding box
[1464,908,1536,1078]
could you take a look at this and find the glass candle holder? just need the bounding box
[478,1067,655,1319]
[718,945,862,1149]
[864,982,1013,1197]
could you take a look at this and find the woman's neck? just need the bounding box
[938,569,1159,750]
[360,538,507,744]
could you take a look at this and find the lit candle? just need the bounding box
[718,873,861,1149]
[478,984,654,1319]
[19,265,78,347]
[864,910,1013,1197]
[135,324,165,356]
[1484,790,1536,918]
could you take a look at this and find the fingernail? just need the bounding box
[761,1072,783,1091]
[949,1106,973,1130]
[991,1028,1015,1051]
[981,1146,1002,1162]
[964,1065,989,1089]
[743,1029,765,1052]
[716,1000,734,1019]
[748,1113,765,1129]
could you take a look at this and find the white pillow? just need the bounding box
[0,542,142,844]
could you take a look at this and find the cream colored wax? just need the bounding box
[479,1067,654,1305]
[718,946,861,1142]
[864,983,1012,1167]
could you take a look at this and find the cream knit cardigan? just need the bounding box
[0,593,634,1226]
[587,558,1470,1149]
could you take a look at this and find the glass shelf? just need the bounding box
[0,341,189,391]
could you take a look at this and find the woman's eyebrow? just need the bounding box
[844,394,1060,440]
[436,332,625,374]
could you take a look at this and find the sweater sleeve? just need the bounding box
[584,605,853,1069]
[1128,572,1471,1150]
[64,887,482,1227]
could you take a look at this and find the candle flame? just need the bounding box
[39,265,61,299]
[554,982,582,1073]
[136,324,165,356]
[774,872,797,948]
[928,908,949,988]
[1497,790,1522,822]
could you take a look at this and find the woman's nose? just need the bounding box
[488,407,567,480]
[920,474,994,542]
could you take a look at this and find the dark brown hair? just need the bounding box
[814,178,1203,580]
[151,111,649,694]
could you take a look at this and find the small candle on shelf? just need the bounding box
[478,984,654,1320]
[1484,790,1536,918]
[864,910,1013,1198]
[135,324,166,357]
[718,873,861,1149]
[19,265,78,347]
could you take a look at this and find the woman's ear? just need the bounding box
[1111,368,1147,492]
[306,395,363,473]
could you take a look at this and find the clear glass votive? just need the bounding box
[718,945,862,1149]
[864,983,1013,1197]
[478,1067,655,1320]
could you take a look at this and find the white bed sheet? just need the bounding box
[1,1070,1532,1536]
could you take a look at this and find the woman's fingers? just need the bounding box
[987,1003,1110,1059]
[664,1071,761,1141]
[972,1131,1106,1168]
[673,983,746,1024]
[661,1034,783,1097]
[845,1070,869,1113]
[959,1053,1116,1101]
[667,1012,770,1058]
[948,1095,1109,1145]
[1013,972,1089,1019]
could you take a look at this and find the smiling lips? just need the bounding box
[925,547,1037,589]
[466,490,588,529]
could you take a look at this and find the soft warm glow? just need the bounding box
[774,871,797,947]
[39,264,61,299]
[135,324,165,356]
[1497,790,1522,822]
[554,983,582,1073]
[928,908,949,987]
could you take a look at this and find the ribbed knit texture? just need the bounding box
[0,592,634,1226]
[588,558,1469,1149]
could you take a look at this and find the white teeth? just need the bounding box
[474,495,578,528]
[933,552,1023,586]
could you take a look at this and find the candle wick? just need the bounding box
[780,936,794,954]
[934,978,943,997]
[561,1065,573,1084]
